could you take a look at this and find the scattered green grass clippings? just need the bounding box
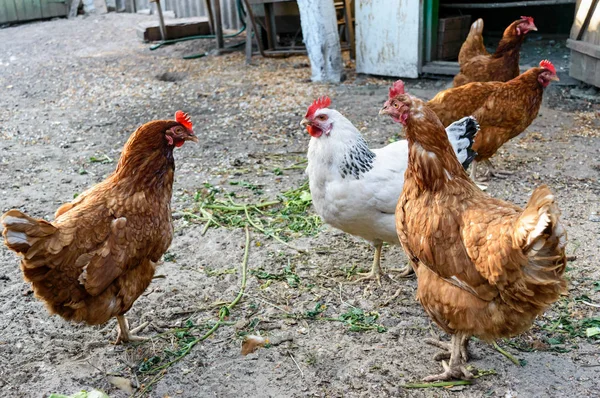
[250,264,300,288]
[593,281,600,292]
[304,302,327,319]
[205,267,237,277]
[89,154,113,164]
[187,181,321,251]
[492,341,521,366]
[229,180,264,195]
[402,380,473,388]
[133,227,251,397]
[338,307,387,333]
[543,298,600,341]
[163,252,176,262]
[285,304,386,333]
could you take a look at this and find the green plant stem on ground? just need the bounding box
[133,226,251,397]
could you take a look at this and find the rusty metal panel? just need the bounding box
[355,0,423,78]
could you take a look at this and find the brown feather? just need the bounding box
[394,94,567,342]
[1,118,186,326]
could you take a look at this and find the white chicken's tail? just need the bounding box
[513,185,567,287]
[445,116,479,170]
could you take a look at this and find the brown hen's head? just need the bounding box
[514,16,537,36]
[379,80,412,126]
[537,60,560,87]
[124,111,198,152]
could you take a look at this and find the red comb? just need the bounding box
[520,16,534,25]
[305,96,331,119]
[175,110,192,130]
[539,60,556,74]
[389,80,405,98]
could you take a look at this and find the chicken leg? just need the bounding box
[352,242,414,285]
[469,161,489,191]
[423,333,473,381]
[483,159,513,178]
[115,315,149,344]
[352,242,384,285]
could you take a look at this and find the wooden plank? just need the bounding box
[442,0,575,8]
[343,0,355,59]
[0,0,19,23]
[567,38,600,58]
[245,1,253,63]
[136,16,210,41]
[422,60,460,75]
[15,0,42,21]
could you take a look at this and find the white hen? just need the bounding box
[302,96,478,284]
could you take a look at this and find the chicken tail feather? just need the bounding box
[513,185,567,288]
[445,116,479,170]
[1,209,58,258]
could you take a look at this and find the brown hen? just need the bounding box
[1,111,197,343]
[454,17,537,87]
[428,60,559,186]
[380,83,567,381]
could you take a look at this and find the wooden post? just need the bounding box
[212,0,224,49]
[150,0,167,41]
[205,0,215,35]
[245,2,253,63]
[343,0,355,59]
[297,0,342,83]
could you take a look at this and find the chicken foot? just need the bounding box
[423,333,474,381]
[115,315,149,344]
[352,242,384,286]
[483,159,514,178]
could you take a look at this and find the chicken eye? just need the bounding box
[317,115,327,121]
[393,102,399,109]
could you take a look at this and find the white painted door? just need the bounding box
[355,0,422,78]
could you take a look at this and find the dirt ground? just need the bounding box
[0,14,599,398]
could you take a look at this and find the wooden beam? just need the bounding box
[441,0,575,8]
[212,0,224,49]
[567,38,600,59]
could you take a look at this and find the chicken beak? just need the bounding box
[300,118,310,128]
[379,106,389,116]
[185,132,199,143]
[550,74,560,82]
[530,24,538,31]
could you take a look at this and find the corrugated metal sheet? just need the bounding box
[133,0,242,30]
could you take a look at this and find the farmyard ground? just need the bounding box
[0,13,599,398]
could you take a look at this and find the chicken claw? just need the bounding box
[483,159,514,178]
[388,265,415,277]
[423,359,474,382]
[424,333,472,381]
[114,315,149,344]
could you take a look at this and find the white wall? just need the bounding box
[355,0,422,78]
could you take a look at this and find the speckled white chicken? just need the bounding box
[301,96,479,284]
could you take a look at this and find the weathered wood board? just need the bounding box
[567,0,600,87]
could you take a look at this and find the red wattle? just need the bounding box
[307,125,323,138]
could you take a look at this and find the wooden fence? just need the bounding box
[567,0,600,87]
